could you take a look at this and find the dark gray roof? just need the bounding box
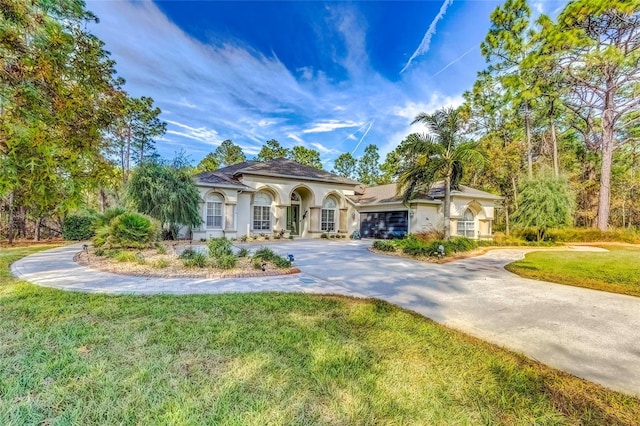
[195,158,360,186]
[349,182,502,205]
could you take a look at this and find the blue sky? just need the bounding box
[87,0,566,169]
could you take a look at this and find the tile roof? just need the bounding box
[195,158,360,186]
[349,182,502,205]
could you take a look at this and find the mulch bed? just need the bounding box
[74,246,300,279]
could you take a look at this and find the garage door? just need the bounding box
[360,211,408,239]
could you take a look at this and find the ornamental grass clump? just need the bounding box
[182,252,208,268]
[207,238,233,258]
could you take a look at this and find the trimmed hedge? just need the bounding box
[62,213,96,241]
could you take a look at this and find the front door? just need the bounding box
[287,205,300,236]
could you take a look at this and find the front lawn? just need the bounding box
[1,246,639,424]
[505,245,640,297]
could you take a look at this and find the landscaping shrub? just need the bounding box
[215,254,237,269]
[237,248,249,258]
[396,235,477,257]
[93,207,126,228]
[272,256,292,269]
[109,213,159,248]
[399,235,430,256]
[544,227,639,243]
[93,212,159,249]
[178,248,197,260]
[94,248,105,257]
[156,244,167,254]
[320,233,328,239]
[252,257,265,269]
[207,238,233,258]
[252,246,291,269]
[253,247,277,261]
[62,213,96,241]
[372,240,396,252]
[153,259,170,269]
[104,249,122,259]
[114,251,137,263]
[182,252,208,268]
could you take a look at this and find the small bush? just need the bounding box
[153,259,170,269]
[252,257,265,270]
[115,251,137,263]
[216,254,237,269]
[178,248,197,259]
[373,240,396,252]
[321,233,328,239]
[273,256,292,269]
[237,248,249,258]
[94,248,105,257]
[183,252,208,268]
[156,244,167,255]
[240,235,248,242]
[93,207,126,228]
[62,213,96,241]
[253,247,277,261]
[105,249,122,259]
[208,238,233,258]
[93,212,159,249]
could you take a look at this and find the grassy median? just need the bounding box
[506,245,640,297]
[1,245,639,425]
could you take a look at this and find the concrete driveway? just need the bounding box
[11,240,640,397]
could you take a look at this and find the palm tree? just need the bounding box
[397,107,484,239]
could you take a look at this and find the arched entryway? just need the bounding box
[287,186,314,237]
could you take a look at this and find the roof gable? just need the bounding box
[195,158,360,186]
[349,182,502,205]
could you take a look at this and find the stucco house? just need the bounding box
[192,158,501,240]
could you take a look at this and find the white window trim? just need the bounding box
[206,195,223,229]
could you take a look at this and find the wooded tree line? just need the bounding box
[0,0,165,242]
[463,0,639,231]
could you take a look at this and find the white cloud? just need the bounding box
[401,0,454,73]
[287,133,305,144]
[302,120,362,134]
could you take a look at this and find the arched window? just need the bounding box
[456,208,475,238]
[206,193,223,228]
[321,196,337,232]
[253,192,272,231]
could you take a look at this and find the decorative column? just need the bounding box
[309,206,321,235]
[338,208,348,233]
[224,202,236,232]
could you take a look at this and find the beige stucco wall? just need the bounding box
[192,178,500,240]
[194,175,359,239]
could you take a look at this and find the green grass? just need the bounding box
[1,246,640,425]
[506,245,640,297]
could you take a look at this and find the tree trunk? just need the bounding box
[100,188,107,213]
[524,102,533,178]
[443,175,452,239]
[511,176,519,211]
[35,216,42,241]
[7,191,14,244]
[596,87,615,231]
[551,117,559,178]
[504,201,510,236]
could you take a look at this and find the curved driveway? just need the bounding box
[11,240,640,397]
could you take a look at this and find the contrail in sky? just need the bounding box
[400,0,454,74]
[351,121,374,155]
[432,46,476,78]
